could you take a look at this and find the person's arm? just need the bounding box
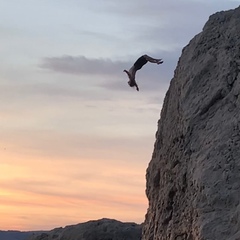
[123,69,131,77]
[135,83,139,91]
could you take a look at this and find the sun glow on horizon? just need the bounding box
[0,147,148,231]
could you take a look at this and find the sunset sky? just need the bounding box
[1,0,239,231]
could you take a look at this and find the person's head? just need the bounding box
[128,80,135,87]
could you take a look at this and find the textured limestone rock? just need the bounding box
[28,218,141,240]
[142,6,240,240]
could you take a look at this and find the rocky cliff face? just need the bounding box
[142,6,240,240]
[28,218,141,240]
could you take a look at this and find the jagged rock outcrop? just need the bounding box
[142,6,240,240]
[28,218,142,240]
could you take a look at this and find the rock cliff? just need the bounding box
[142,6,240,240]
[27,218,141,240]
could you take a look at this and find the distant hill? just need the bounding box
[27,218,142,240]
[0,230,44,240]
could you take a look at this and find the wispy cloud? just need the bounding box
[40,55,128,76]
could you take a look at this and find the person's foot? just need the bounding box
[157,59,163,64]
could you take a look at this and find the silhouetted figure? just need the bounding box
[123,54,163,91]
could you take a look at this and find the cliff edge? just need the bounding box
[142,6,240,240]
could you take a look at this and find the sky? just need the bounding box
[0,0,239,231]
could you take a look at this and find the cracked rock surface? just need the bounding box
[142,6,240,240]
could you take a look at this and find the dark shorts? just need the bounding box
[134,55,148,70]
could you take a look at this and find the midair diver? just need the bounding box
[123,54,163,91]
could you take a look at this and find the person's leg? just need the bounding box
[143,54,163,64]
